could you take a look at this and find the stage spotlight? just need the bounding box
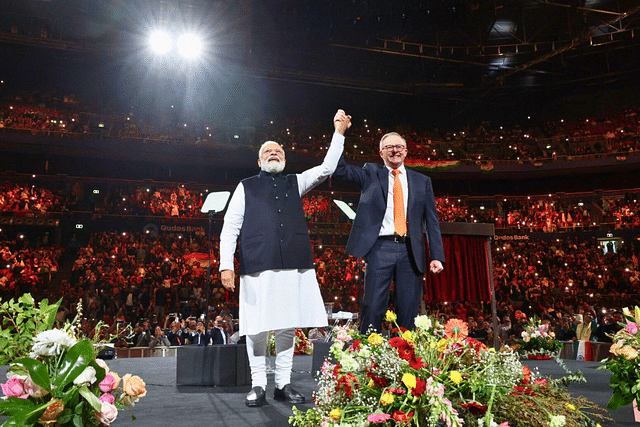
[149,30,173,55]
[176,33,203,59]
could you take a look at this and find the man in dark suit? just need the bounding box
[211,316,228,345]
[333,132,444,333]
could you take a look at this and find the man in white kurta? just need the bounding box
[220,110,351,407]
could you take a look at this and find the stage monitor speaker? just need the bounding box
[176,344,250,386]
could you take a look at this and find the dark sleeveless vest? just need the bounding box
[238,171,314,275]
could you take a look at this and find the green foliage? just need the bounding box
[0,294,61,366]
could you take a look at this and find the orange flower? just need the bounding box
[444,319,468,340]
[38,399,65,426]
[122,374,147,398]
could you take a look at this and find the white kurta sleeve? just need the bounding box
[219,182,245,271]
[297,132,345,196]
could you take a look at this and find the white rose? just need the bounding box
[95,401,118,425]
[95,358,109,373]
[73,366,97,385]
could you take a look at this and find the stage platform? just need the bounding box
[1,356,637,426]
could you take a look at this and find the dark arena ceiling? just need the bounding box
[1,0,639,127]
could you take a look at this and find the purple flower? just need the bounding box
[626,322,639,335]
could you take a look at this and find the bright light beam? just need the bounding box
[176,33,204,60]
[148,30,173,55]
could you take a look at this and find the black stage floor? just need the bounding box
[2,356,637,426]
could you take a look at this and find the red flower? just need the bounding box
[465,337,486,354]
[389,337,424,369]
[335,373,359,398]
[407,353,424,370]
[411,377,427,397]
[387,387,407,395]
[366,371,388,388]
[534,378,548,386]
[350,339,362,352]
[460,401,488,416]
[522,366,531,385]
[511,385,535,396]
[393,410,414,421]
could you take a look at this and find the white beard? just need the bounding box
[261,160,285,174]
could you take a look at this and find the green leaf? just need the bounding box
[607,390,634,410]
[90,361,106,384]
[2,400,50,427]
[0,397,36,416]
[73,413,83,427]
[53,340,94,389]
[78,385,102,412]
[17,295,34,307]
[12,358,51,391]
[38,299,62,332]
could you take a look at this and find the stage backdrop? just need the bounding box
[424,227,492,303]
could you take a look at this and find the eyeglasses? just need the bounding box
[381,144,407,152]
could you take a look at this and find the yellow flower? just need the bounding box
[380,393,394,406]
[402,330,414,344]
[329,408,341,420]
[385,311,397,322]
[621,345,638,360]
[565,403,576,411]
[488,347,496,353]
[450,371,462,385]
[437,338,448,352]
[610,342,622,356]
[368,378,375,387]
[430,341,436,349]
[402,373,417,389]
[368,333,384,346]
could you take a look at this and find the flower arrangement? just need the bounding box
[295,329,314,355]
[0,295,146,427]
[516,317,563,359]
[290,311,607,427]
[599,306,640,410]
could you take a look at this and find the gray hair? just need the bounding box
[379,132,406,150]
[258,141,285,159]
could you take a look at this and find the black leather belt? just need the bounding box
[378,235,406,243]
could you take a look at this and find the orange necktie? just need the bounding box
[392,169,406,236]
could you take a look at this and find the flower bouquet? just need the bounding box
[290,311,607,427]
[295,329,314,356]
[599,306,640,410]
[0,295,146,427]
[516,317,563,359]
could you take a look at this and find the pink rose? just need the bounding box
[99,393,115,405]
[1,377,29,399]
[626,322,639,335]
[99,373,119,393]
[25,377,49,398]
[500,423,511,427]
[95,401,118,425]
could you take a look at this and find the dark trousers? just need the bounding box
[359,239,423,334]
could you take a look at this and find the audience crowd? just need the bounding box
[2,94,639,164]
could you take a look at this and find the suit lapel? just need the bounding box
[406,169,413,214]
[378,165,389,204]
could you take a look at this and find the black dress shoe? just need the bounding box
[245,386,266,407]
[274,384,305,404]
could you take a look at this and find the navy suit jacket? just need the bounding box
[211,327,227,345]
[333,156,445,274]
